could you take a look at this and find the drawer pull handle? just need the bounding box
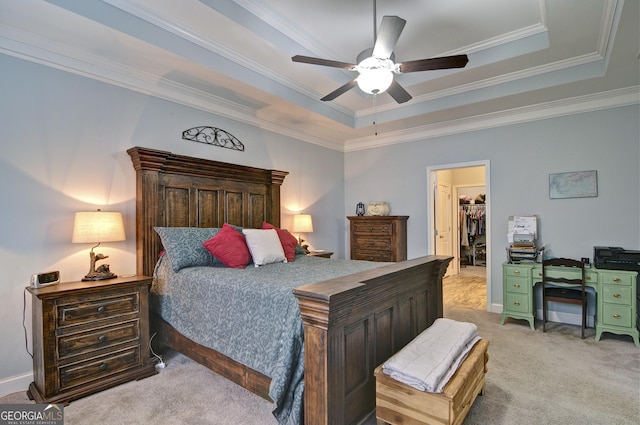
[514,301,520,306]
[513,270,520,275]
[613,314,622,319]
[99,363,107,371]
[98,335,107,342]
[613,293,622,298]
[586,276,591,280]
[613,278,621,283]
[97,306,106,313]
[513,284,520,288]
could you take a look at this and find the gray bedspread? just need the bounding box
[151,254,385,425]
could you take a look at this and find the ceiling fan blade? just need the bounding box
[372,16,406,59]
[398,54,469,73]
[386,80,412,104]
[321,79,358,101]
[292,55,355,70]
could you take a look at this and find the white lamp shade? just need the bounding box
[292,214,314,233]
[72,210,125,243]
[356,69,394,94]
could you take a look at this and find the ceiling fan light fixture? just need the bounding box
[357,68,393,94]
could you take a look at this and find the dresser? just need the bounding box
[348,216,408,262]
[27,275,157,404]
[500,263,639,346]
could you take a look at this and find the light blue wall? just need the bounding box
[345,105,640,310]
[0,55,345,389]
[2,51,639,392]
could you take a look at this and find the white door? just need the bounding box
[436,182,453,277]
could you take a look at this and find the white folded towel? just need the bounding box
[382,318,480,393]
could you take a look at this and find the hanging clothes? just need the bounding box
[459,204,486,246]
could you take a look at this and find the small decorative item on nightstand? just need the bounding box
[308,250,333,259]
[356,202,366,216]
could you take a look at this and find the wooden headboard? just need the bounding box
[127,146,288,276]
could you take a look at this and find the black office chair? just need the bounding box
[540,257,588,339]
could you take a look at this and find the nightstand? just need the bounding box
[27,275,156,404]
[308,251,333,258]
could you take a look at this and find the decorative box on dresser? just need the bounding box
[27,275,157,404]
[348,216,408,262]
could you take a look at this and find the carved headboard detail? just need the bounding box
[127,146,288,276]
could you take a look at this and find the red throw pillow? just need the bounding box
[262,222,298,262]
[202,223,251,269]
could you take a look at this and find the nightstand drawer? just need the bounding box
[352,236,392,250]
[59,346,140,390]
[58,320,140,359]
[57,292,140,327]
[351,221,393,235]
[601,285,632,305]
[601,304,633,328]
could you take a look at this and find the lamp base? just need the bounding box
[82,271,118,281]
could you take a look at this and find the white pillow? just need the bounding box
[242,228,287,267]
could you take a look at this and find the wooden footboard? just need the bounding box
[294,255,452,425]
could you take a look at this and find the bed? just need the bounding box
[127,146,452,425]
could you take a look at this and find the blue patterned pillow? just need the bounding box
[155,227,222,271]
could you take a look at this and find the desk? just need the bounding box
[500,263,639,346]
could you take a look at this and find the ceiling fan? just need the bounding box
[291,3,469,104]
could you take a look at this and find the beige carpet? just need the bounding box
[3,283,639,424]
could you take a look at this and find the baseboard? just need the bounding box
[0,371,32,398]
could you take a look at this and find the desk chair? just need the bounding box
[540,258,588,339]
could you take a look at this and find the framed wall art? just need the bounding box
[549,170,598,199]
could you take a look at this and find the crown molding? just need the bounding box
[344,86,639,152]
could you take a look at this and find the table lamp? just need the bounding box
[292,213,313,253]
[72,209,125,281]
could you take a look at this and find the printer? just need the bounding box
[594,246,640,272]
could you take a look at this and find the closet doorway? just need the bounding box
[427,161,491,311]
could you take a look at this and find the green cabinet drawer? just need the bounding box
[599,272,633,286]
[505,277,529,294]
[504,293,530,314]
[601,285,632,305]
[601,304,633,328]
[504,266,529,278]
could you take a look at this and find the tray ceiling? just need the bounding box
[1,0,638,151]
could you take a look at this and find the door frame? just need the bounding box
[427,160,492,312]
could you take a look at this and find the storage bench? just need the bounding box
[374,338,489,425]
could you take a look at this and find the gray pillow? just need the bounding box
[155,227,222,271]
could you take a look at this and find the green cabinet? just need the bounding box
[500,263,639,346]
[596,270,638,344]
[500,263,535,330]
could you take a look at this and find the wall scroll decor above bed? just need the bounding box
[182,126,245,151]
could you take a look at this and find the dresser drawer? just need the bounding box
[353,235,392,250]
[57,292,140,327]
[505,277,529,294]
[351,221,393,235]
[504,293,529,313]
[58,320,140,359]
[59,346,140,391]
[353,250,393,262]
[601,304,633,328]
[601,285,632,306]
